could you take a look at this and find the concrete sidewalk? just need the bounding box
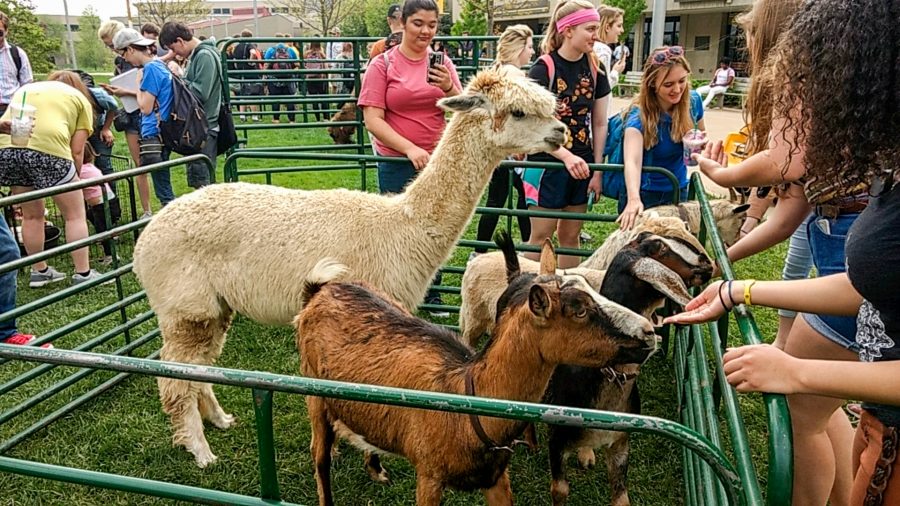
[609,96,745,198]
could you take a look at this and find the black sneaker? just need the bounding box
[424,296,450,318]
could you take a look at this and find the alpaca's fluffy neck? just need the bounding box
[464,309,553,444]
[400,115,502,236]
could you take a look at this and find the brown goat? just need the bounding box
[327,102,359,144]
[296,238,658,506]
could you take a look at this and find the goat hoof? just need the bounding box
[551,479,570,506]
[367,466,390,484]
[211,413,236,430]
[577,447,596,469]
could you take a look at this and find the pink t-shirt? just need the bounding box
[80,163,114,202]
[357,47,462,157]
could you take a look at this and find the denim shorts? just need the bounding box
[800,211,861,352]
[376,158,417,195]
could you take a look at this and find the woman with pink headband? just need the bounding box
[520,0,610,269]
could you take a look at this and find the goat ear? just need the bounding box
[528,284,553,319]
[631,257,693,306]
[438,93,488,113]
[539,238,556,275]
[732,203,751,215]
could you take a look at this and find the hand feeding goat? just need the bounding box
[297,234,658,506]
[545,231,713,506]
[459,214,705,347]
[132,66,568,468]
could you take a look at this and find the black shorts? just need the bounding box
[0,148,76,190]
[521,164,590,209]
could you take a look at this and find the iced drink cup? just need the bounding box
[9,104,36,147]
[682,129,708,167]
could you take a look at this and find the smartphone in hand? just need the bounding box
[428,52,444,82]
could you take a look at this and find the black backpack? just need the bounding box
[159,76,209,156]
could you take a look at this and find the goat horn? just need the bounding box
[630,257,693,306]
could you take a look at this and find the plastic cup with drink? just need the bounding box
[682,128,708,167]
[10,100,36,148]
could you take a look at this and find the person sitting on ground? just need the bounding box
[696,57,735,110]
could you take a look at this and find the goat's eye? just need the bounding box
[511,110,526,119]
[575,309,587,319]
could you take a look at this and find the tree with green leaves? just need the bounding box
[362,0,395,39]
[605,0,646,39]
[450,0,486,37]
[135,0,206,27]
[74,7,109,70]
[0,0,61,74]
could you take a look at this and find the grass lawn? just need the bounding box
[0,109,788,505]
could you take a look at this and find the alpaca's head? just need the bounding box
[438,66,567,156]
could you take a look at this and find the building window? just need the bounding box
[69,24,80,31]
[642,16,681,62]
[694,36,710,51]
[222,8,230,14]
[212,8,222,14]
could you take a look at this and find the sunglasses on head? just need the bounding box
[650,45,684,65]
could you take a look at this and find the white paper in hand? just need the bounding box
[109,69,140,113]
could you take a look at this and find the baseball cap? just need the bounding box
[112,28,155,50]
[387,4,401,18]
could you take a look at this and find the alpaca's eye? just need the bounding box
[511,110,526,119]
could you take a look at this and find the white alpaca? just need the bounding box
[132,66,567,468]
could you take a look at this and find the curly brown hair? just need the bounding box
[770,0,900,193]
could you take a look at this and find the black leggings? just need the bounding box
[475,167,531,253]
[306,81,328,121]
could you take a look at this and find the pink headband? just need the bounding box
[556,8,600,32]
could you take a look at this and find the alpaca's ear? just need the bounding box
[438,93,489,113]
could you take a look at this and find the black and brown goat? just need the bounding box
[296,233,658,506]
[327,102,359,144]
[544,231,714,506]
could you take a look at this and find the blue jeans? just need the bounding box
[801,212,860,351]
[617,186,688,214]
[139,135,174,206]
[778,220,814,318]
[0,218,21,341]
[375,159,442,300]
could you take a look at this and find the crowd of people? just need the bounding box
[0,0,897,502]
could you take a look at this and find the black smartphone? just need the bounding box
[428,52,444,69]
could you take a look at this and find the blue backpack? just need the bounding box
[601,106,645,199]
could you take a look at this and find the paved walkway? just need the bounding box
[609,96,746,198]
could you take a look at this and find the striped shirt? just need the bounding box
[0,42,32,105]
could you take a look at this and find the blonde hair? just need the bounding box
[541,0,597,54]
[598,5,624,43]
[98,20,124,41]
[48,70,98,125]
[736,0,803,155]
[633,47,694,150]
[493,24,533,68]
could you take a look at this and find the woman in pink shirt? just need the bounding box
[357,0,462,314]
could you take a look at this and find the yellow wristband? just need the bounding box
[744,280,757,306]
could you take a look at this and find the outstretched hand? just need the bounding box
[694,140,730,185]
[723,344,802,394]
[663,280,730,325]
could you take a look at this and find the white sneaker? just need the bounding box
[72,269,114,286]
[140,211,152,220]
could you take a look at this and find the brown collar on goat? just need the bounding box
[465,370,516,453]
